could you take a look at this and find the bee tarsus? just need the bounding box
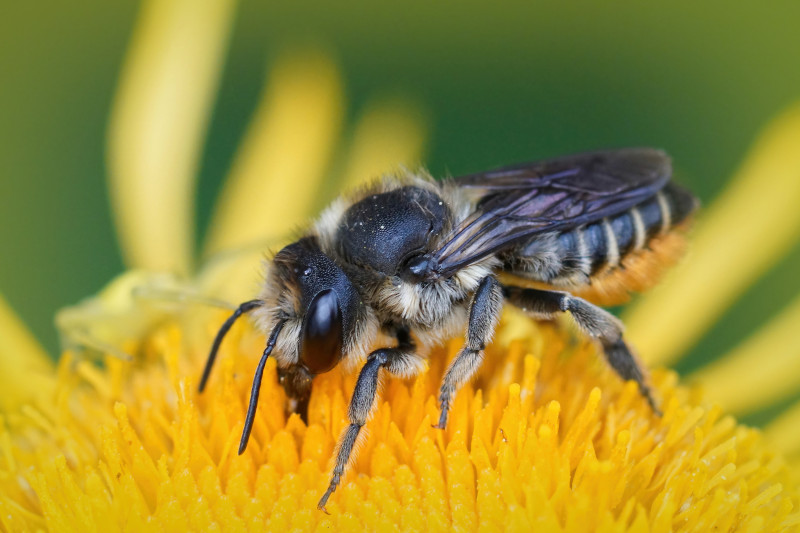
[602,338,662,416]
[436,274,503,429]
[317,344,405,511]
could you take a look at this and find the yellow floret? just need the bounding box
[1,311,798,532]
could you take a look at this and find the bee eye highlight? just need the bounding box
[300,289,343,374]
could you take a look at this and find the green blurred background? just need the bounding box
[2,1,800,394]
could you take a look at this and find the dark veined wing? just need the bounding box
[432,148,671,277]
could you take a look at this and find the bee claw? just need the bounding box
[317,492,332,513]
[433,411,448,430]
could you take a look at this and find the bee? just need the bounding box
[198,148,697,511]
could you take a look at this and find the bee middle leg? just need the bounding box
[502,285,659,413]
[318,330,422,512]
[435,275,504,430]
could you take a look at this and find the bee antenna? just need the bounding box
[198,299,263,393]
[239,319,286,454]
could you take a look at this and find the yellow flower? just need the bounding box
[3,0,800,531]
[3,304,799,531]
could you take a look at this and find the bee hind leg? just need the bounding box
[318,333,422,512]
[502,285,660,415]
[435,275,504,430]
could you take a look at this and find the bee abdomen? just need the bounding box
[570,182,696,277]
[504,183,697,303]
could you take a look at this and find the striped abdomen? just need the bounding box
[502,182,698,305]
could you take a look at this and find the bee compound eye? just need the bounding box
[300,289,344,374]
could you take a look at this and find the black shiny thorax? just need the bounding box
[337,186,450,279]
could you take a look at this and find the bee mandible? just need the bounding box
[198,148,698,511]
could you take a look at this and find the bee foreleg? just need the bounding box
[435,275,503,430]
[318,342,423,512]
[502,285,659,414]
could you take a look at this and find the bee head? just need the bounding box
[271,238,360,375]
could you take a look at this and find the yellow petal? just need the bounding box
[764,399,800,457]
[196,237,291,303]
[335,97,427,193]
[203,50,344,258]
[0,292,54,411]
[625,103,800,365]
[198,90,425,303]
[107,0,236,275]
[689,292,800,416]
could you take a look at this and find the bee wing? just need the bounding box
[433,148,671,277]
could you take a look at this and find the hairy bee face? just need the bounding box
[244,237,377,418]
[253,237,368,375]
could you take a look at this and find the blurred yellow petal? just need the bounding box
[335,97,427,193]
[765,400,800,457]
[196,237,291,303]
[198,90,425,303]
[689,293,800,416]
[0,293,54,411]
[626,103,800,365]
[203,50,343,258]
[108,0,236,275]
